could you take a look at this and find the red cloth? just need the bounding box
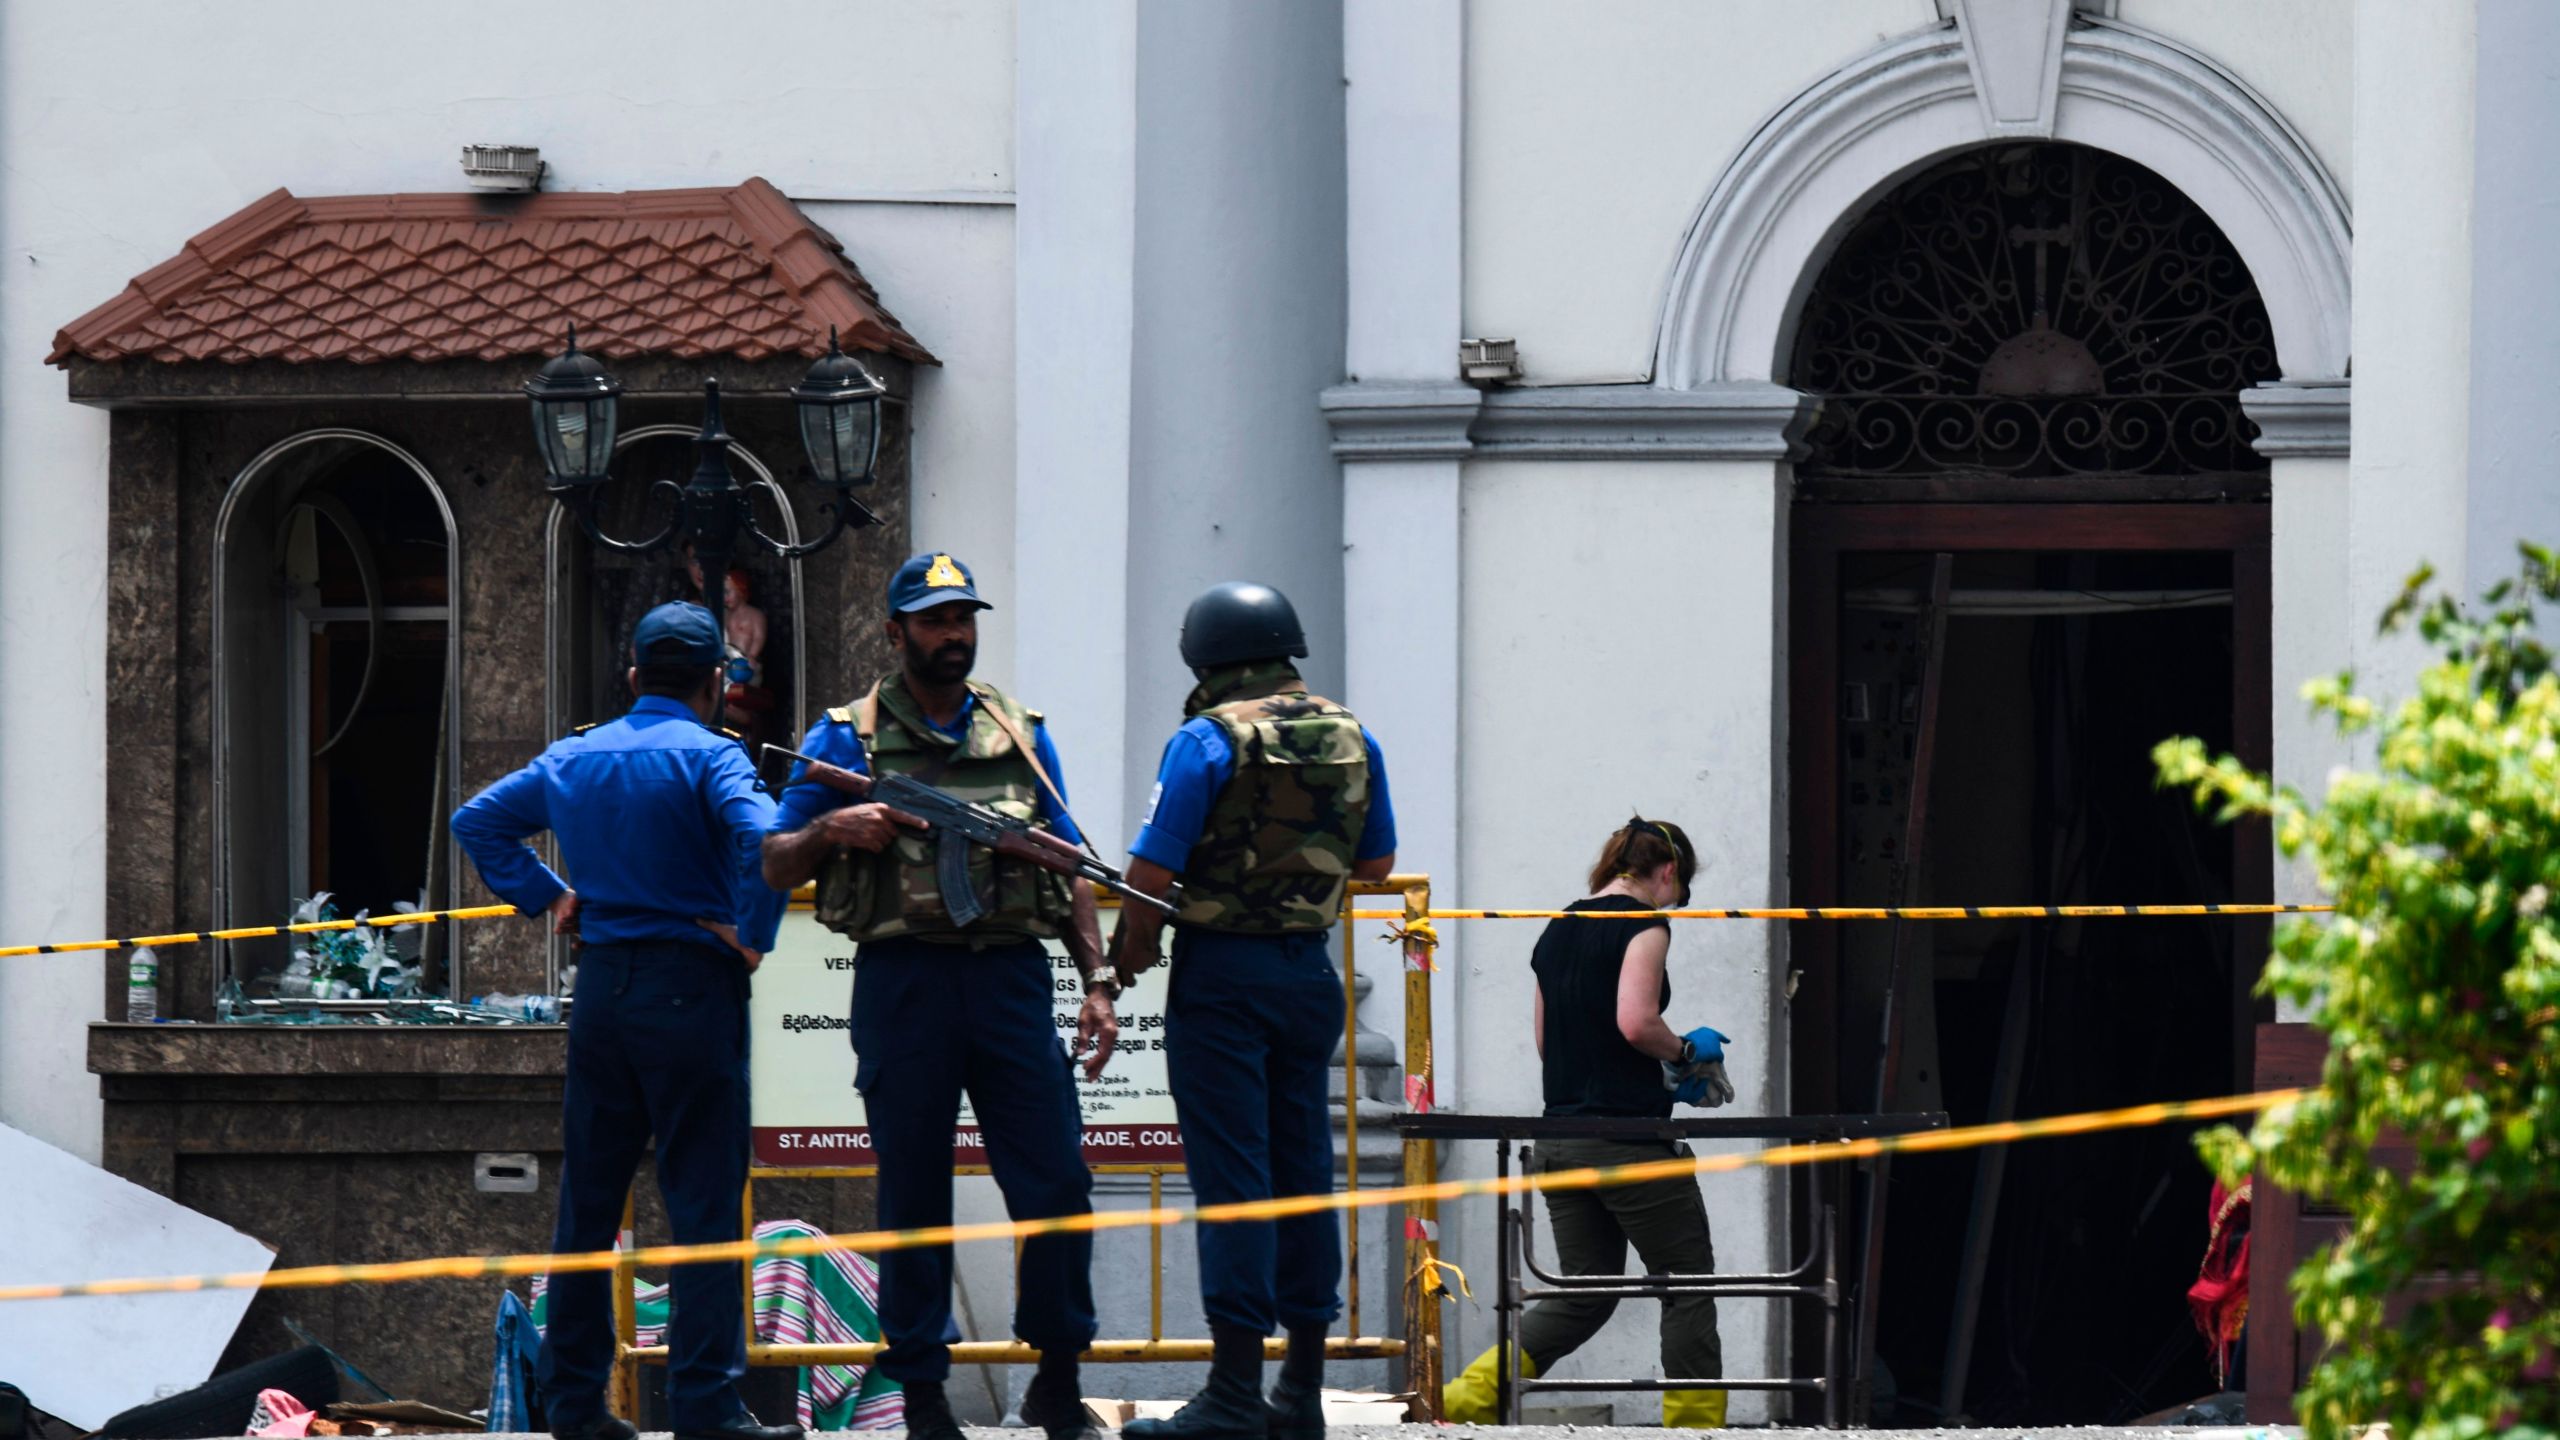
[2186,1179,2252,1385]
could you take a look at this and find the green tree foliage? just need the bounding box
[2156,551,2559,1440]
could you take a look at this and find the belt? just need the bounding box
[579,935,733,960]
[883,930,1045,953]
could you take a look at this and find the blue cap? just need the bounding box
[632,601,724,665]
[888,552,992,615]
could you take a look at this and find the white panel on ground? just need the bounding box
[0,1122,276,1429]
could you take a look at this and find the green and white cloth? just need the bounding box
[527,1219,903,1430]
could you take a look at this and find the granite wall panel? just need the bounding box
[104,411,187,1016]
[172,411,221,995]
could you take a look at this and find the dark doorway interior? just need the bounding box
[1838,549,2241,1423]
[1788,504,2273,1429]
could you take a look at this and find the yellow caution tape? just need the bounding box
[1349,903,2334,922]
[0,904,524,958]
[7,900,2323,958]
[1414,1255,1473,1303]
[0,1087,2301,1305]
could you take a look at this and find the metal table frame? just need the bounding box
[1393,1111,1949,1428]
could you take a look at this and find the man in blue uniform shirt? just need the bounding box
[1110,582,1397,1440]
[453,601,793,1440]
[761,553,1114,1440]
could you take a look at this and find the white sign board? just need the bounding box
[0,1122,277,1429]
[751,908,1184,1167]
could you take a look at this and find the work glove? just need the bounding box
[1662,1027,1737,1108]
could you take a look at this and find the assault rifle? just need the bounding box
[764,745,1179,927]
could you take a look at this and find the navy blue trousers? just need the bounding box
[540,940,752,1432]
[851,937,1097,1382]
[1164,928,1344,1334]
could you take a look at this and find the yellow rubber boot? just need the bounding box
[1662,1388,1729,1428]
[1441,1343,1537,1424]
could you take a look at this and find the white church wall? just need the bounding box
[2462,0,2560,585]
[2347,0,2475,706]
[1453,456,1790,1421]
[803,200,1021,685]
[2114,0,2354,201]
[0,0,1018,1158]
[2270,455,2353,935]
[1462,0,1941,386]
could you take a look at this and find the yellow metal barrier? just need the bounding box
[610,875,1444,1419]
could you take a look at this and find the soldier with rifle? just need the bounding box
[759,552,1114,1440]
[1107,582,1399,1440]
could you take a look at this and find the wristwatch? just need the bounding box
[1082,970,1123,1001]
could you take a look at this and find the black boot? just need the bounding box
[1020,1351,1100,1440]
[1265,1324,1327,1440]
[1125,1324,1267,1440]
[899,1379,966,1440]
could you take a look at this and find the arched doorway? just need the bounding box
[1786,143,2276,1424]
[213,431,461,997]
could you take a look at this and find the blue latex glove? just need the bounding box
[1662,1027,1737,1108]
[1682,1026,1730,1065]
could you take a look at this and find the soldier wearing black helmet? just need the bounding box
[1109,582,1398,1440]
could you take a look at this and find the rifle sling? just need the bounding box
[974,687,1101,862]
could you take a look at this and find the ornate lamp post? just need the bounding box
[526,325,887,719]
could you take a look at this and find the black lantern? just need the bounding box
[790,325,886,488]
[528,326,884,731]
[523,326,622,486]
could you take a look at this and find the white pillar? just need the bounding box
[2246,385,2352,1023]
[1335,0,1470,1108]
[1015,0,1139,852]
[979,9,1140,1420]
[2348,0,2476,703]
[2465,0,2560,578]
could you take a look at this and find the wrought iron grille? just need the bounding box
[1791,144,2278,479]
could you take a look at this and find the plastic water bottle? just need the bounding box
[127,946,159,1023]
[474,993,563,1023]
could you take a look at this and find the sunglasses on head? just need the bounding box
[1633,818,1692,904]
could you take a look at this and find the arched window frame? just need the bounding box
[1788,142,2282,480]
[210,429,463,1001]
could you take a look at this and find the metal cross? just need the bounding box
[2007,204,2074,325]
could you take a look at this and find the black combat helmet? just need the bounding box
[1180,582,1309,669]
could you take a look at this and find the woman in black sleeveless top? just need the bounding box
[1443,817,1732,1428]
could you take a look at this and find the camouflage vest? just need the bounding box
[812,675,1074,943]
[1173,661,1371,934]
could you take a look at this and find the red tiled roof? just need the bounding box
[48,178,934,368]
